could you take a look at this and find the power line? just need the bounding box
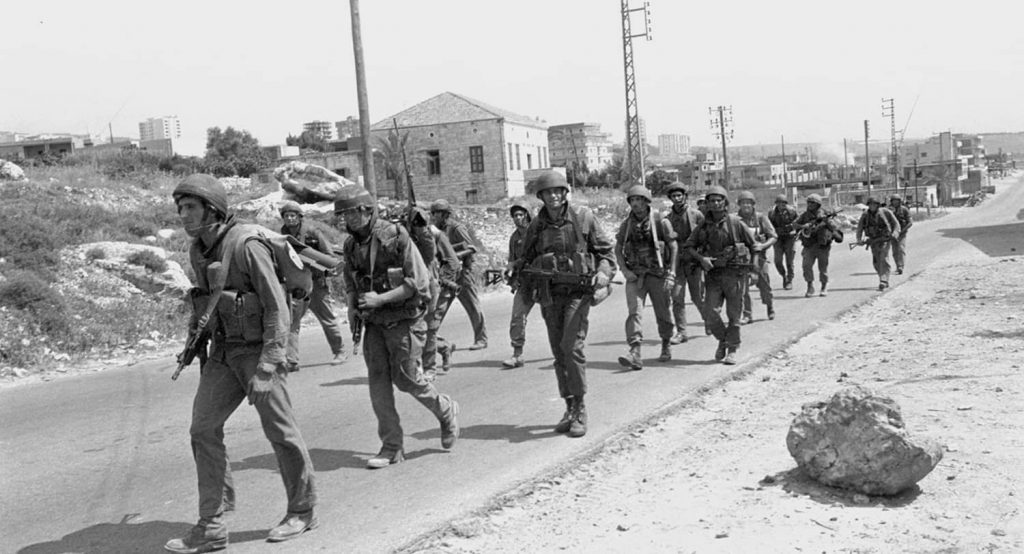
[709,105,734,188]
[620,0,651,187]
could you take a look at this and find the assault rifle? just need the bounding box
[849,235,891,250]
[520,267,623,307]
[797,209,843,240]
[393,118,417,233]
[351,313,363,354]
[484,269,506,287]
[172,326,209,381]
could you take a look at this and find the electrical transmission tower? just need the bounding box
[621,0,651,187]
[882,98,898,188]
[709,105,734,188]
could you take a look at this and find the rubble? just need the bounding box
[786,385,944,495]
[1,158,26,181]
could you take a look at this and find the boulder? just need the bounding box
[786,385,943,495]
[1,159,25,181]
[67,242,192,296]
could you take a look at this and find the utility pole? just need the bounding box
[864,120,871,196]
[842,138,848,180]
[709,105,734,188]
[780,134,788,201]
[882,98,897,190]
[350,0,376,196]
[620,0,652,187]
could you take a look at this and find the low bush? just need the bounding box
[126,250,168,273]
[0,270,70,335]
[86,247,106,261]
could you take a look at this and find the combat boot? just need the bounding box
[819,282,828,297]
[439,343,455,372]
[568,396,587,438]
[767,302,775,320]
[723,348,738,365]
[658,339,672,362]
[501,347,524,369]
[164,518,228,553]
[555,397,574,433]
[714,341,728,361]
[670,331,688,345]
[617,344,643,371]
[805,283,816,297]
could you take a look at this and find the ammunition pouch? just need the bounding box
[215,290,264,344]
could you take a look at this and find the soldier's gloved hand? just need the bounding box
[247,365,280,406]
[622,269,638,282]
[358,292,384,310]
[699,256,714,272]
[594,272,611,288]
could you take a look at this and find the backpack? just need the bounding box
[227,224,341,300]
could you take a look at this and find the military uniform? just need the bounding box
[856,202,901,290]
[666,200,706,341]
[767,199,799,288]
[616,200,678,366]
[683,190,758,364]
[739,209,777,321]
[418,220,461,375]
[435,215,488,347]
[504,208,536,367]
[280,220,345,366]
[340,209,459,465]
[794,197,842,296]
[889,196,913,274]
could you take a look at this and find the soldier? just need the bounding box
[516,171,615,437]
[279,201,346,371]
[615,185,678,369]
[501,202,536,369]
[663,182,705,345]
[767,194,799,290]
[683,186,758,365]
[736,191,777,323]
[165,175,317,553]
[888,193,913,275]
[406,207,462,379]
[855,196,901,291]
[336,186,460,469]
[794,194,843,297]
[430,199,488,350]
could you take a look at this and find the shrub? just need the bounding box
[86,247,106,261]
[126,250,168,273]
[0,270,70,335]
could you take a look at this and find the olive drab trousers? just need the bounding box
[190,349,316,520]
[625,272,675,345]
[743,256,773,319]
[870,240,892,285]
[540,290,592,399]
[802,245,832,286]
[703,268,746,349]
[435,270,487,345]
[891,233,907,273]
[287,280,345,364]
[773,235,797,284]
[363,317,456,452]
[509,286,536,350]
[671,262,705,337]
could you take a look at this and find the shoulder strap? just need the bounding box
[194,230,236,334]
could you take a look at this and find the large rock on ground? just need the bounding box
[65,242,192,296]
[786,385,943,495]
[1,159,25,180]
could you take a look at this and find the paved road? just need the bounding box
[3,177,1021,554]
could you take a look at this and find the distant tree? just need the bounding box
[204,126,270,177]
[645,169,674,195]
[375,128,422,200]
[286,131,328,153]
[596,155,625,187]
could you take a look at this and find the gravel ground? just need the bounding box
[405,254,1024,553]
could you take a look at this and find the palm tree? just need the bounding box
[376,128,416,200]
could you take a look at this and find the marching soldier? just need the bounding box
[855,196,901,291]
[683,186,758,365]
[767,194,799,290]
[516,171,615,437]
[430,199,488,350]
[736,191,777,323]
[793,193,843,297]
[663,182,705,345]
[888,193,913,274]
[335,186,460,469]
[501,202,536,369]
[615,185,678,369]
[166,175,317,552]
[279,200,346,371]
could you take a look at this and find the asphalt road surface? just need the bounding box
[3,177,1021,554]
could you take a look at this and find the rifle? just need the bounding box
[797,209,843,240]
[849,236,890,250]
[393,118,416,231]
[484,269,506,287]
[173,327,209,381]
[520,267,623,306]
[351,313,363,354]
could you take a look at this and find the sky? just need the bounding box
[3,0,1023,155]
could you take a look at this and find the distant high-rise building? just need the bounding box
[335,116,360,140]
[139,116,182,141]
[548,122,613,171]
[658,134,691,156]
[624,117,648,156]
[303,120,336,141]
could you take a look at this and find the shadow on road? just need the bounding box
[939,221,1024,257]
[413,423,557,444]
[231,447,367,472]
[320,376,369,387]
[17,514,267,554]
[759,467,923,508]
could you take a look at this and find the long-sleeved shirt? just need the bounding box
[856,207,901,242]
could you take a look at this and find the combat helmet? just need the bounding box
[509,201,532,222]
[806,193,823,206]
[890,193,903,202]
[663,182,687,197]
[866,196,881,205]
[279,200,303,217]
[333,185,375,214]
[173,174,228,216]
[737,190,756,204]
[705,185,729,201]
[775,194,788,204]
[533,171,570,199]
[625,185,652,202]
[430,199,452,214]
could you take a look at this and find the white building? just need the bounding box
[548,122,613,171]
[138,116,182,141]
[302,120,336,141]
[658,134,691,156]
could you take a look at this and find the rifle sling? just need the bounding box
[195,225,236,336]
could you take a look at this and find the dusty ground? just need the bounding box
[405,254,1024,553]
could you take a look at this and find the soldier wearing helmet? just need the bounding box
[888,193,912,274]
[793,193,843,297]
[408,206,461,380]
[335,185,461,469]
[855,196,901,291]
[663,182,707,344]
[615,184,679,369]
[736,190,777,324]
[767,193,799,289]
[278,201,346,371]
[430,199,488,351]
[501,201,536,369]
[166,175,318,552]
[682,186,759,365]
[514,170,615,437]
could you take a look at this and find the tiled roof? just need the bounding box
[372,92,545,130]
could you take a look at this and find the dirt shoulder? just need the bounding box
[406,253,1024,553]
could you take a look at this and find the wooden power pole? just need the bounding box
[350,0,376,196]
